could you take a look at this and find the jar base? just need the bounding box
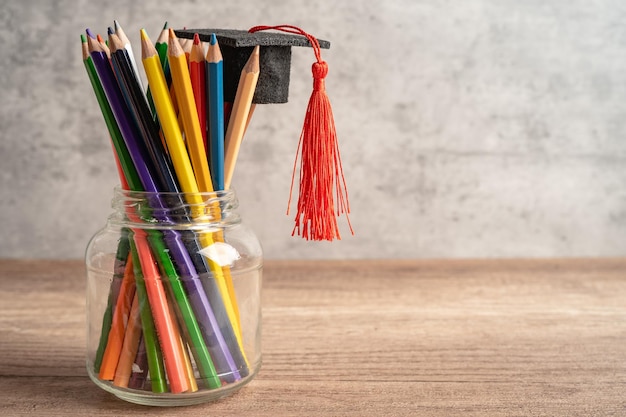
[87,360,261,406]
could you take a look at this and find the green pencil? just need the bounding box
[146,232,222,389]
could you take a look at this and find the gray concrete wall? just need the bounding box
[1,0,625,259]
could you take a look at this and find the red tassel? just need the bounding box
[249,25,353,241]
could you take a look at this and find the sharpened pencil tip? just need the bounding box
[193,33,200,45]
[107,26,114,36]
[113,20,120,31]
[80,34,86,43]
[163,21,169,30]
[210,33,217,45]
[86,28,96,39]
[140,28,148,40]
[168,28,176,39]
[97,34,105,43]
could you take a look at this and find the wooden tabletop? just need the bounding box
[0,258,624,416]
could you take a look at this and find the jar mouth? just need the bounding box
[109,187,240,228]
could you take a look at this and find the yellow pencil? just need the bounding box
[140,29,200,198]
[167,28,214,193]
[224,45,260,189]
[140,28,247,363]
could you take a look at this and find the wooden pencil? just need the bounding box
[167,28,214,193]
[205,33,225,191]
[155,22,169,67]
[98,257,136,380]
[113,292,142,388]
[224,45,260,189]
[114,20,144,92]
[141,29,201,197]
[96,33,111,59]
[189,33,207,153]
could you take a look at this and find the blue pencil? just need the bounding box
[205,33,225,191]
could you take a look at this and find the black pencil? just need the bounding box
[109,32,180,193]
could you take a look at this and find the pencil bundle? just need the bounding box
[82,22,260,394]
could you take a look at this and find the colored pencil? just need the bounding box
[113,291,142,388]
[206,33,225,191]
[189,33,207,152]
[114,20,144,92]
[96,33,111,59]
[141,29,202,197]
[155,22,169,67]
[204,34,244,333]
[98,256,136,380]
[224,45,260,189]
[92,232,130,373]
[167,28,214,193]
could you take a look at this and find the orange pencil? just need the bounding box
[96,34,110,59]
[98,256,136,380]
[113,292,142,388]
[168,29,213,193]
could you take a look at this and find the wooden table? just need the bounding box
[0,259,624,416]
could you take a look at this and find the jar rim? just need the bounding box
[113,186,237,199]
[108,187,240,229]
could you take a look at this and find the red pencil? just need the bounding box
[189,34,207,152]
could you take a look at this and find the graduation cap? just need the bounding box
[176,25,352,241]
[174,28,330,104]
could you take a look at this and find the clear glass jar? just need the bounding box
[85,188,262,406]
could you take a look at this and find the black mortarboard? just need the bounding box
[174,28,330,104]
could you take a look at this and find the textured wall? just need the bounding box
[1,0,625,259]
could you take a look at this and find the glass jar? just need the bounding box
[85,188,262,406]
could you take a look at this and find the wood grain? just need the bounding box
[0,259,624,416]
